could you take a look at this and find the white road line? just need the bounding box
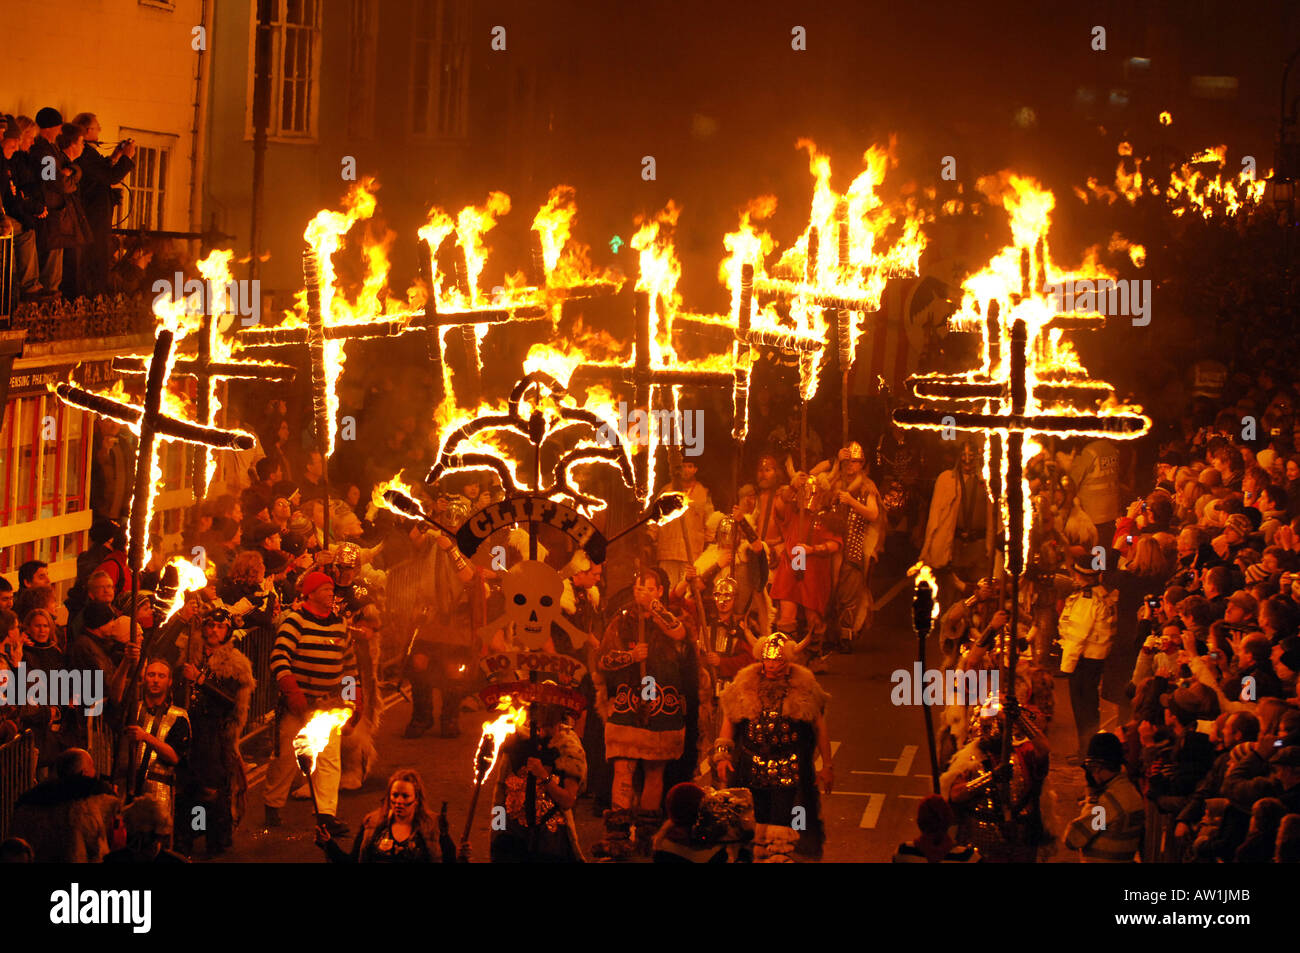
[853,744,920,777]
[815,740,841,771]
[859,793,886,828]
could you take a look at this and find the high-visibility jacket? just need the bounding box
[1065,773,1145,862]
[1070,439,1121,524]
[1057,584,1117,673]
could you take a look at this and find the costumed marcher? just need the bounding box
[264,571,359,837]
[700,577,756,739]
[103,795,188,864]
[769,473,842,666]
[339,602,382,790]
[920,440,994,611]
[1064,731,1144,862]
[490,692,588,863]
[174,606,254,858]
[714,633,832,860]
[737,455,790,638]
[653,458,713,589]
[404,528,480,738]
[559,551,608,809]
[594,568,699,859]
[822,442,883,651]
[891,793,982,863]
[317,768,460,863]
[941,694,1050,862]
[120,658,191,840]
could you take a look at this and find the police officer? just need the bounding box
[1066,732,1144,862]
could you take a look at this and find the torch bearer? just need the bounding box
[912,564,941,793]
[460,698,525,852]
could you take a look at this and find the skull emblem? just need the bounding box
[504,560,563,650]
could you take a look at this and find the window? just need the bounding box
[0,394,93,575]
[249,0,322,140]
[411,0,469,139]
[346,0,378,139]
[122,143,170,231]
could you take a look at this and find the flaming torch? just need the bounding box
[460,697,527,852]
[910,562,942,793]
[292,707,353,821]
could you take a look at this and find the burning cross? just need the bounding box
[54,327,255,572]
[892,245,1149,780]
[114,309,296,498]
[571,280,731,500]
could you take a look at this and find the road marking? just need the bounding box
[859,793,886,828]
[815,740,841,771]
[853,744,919,777]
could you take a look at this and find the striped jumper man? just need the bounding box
[264,571,360,836]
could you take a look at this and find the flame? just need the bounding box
[911,561,940,622]
[1079,140,1269,219]
[474,696,527,781]
[160,555,209,623]
[293,707,353,775]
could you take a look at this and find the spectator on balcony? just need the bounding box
[109,238,152,296]
[0,117,45,301]
[32,114,91,300]
[90,418,136,524]
[70,114,134,300]
[0,576,12,613]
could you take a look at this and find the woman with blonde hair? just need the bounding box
[316,768,459,863]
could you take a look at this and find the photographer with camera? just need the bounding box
[70,113,134,299]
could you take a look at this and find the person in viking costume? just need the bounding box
[714,633,832,860]
[490,694,588,863]
[174,605,254,858]
[593,567,700,859]
[817,441,884,651]
[120,658,190,842]
[941,694,1050,863]
[921,440,995,611]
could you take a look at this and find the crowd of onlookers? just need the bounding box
[0,106,138,304]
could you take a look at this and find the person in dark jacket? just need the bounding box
[1175,711,1260,859]
[28,107,69,296]
[1144,685,1218,801]
[70,113,134,299]
[0,117,44,300]
[316,769,459,863]
[9,749,121,863]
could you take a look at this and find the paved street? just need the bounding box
[213,566,1089,864]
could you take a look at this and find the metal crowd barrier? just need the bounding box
[1144,797,1184,863]
[0,231,12,320]
[0,729,36,842]
[239,624,279,730]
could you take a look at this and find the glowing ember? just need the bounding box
[160,556,209,623]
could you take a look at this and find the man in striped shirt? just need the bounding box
[264,571,359,836]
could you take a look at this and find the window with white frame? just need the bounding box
[121,141,170,231]
[250,0,322,140]
[411,0,469,139]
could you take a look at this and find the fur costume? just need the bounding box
[179,637,255,836]
[719,663,829,725]
[492,722,588,862]
[10,776,120,863]
[341,628,382,790]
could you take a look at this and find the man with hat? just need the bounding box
[265,570,359,835]
[29,107,69,296]
[1142,684,1217,802]
[824,441,883,651]
[0,116,45,300]
[1057,556,1118,764]
[920,440,993,610]
[714,633,832,860]
[1213,513,1254,562]
[1065,731,1144,862]
[175,604,254,858]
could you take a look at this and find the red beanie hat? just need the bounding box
[299,571,333,597]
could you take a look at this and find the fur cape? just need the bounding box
[720,663,828,724]
[10,777,120,863]
[200,641,256,736]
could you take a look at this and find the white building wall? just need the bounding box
[0,0,206,232]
